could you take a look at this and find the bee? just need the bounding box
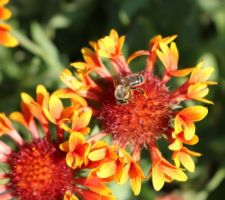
[114,73,145,104]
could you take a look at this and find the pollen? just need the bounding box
[7,139,73,200]
[98,73,172,147]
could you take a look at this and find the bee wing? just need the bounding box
[109,65,122,87]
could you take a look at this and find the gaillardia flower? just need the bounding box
[57,29,216,193]
[0,0,18,47]
[0,85,117,200]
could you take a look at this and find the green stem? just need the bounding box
[12,30,43,56]
[195,168,225,200]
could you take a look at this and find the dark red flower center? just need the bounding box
[7,139,73,200]
[98,73,172,147]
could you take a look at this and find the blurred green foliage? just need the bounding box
[0,0,225,199]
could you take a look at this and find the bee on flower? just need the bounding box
[57,29,217,194]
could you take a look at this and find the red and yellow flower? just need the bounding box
[0,0,18,47]
[57,29,216,193]
[0,85,116,200]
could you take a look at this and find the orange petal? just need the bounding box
[49,95,63,120]
[187,83,214,104]
[91,140,107,150]
[9,112,27,127]
[110,29,119,41]
[169,67,193,77]
[127,50,149,64]
[185,135,199,145]
[88,148,106,161]
[21,92,34,104]
[70,62,87,70]
[117,162,130,184]
[84,178,114,197]
[179,106,208,122]
[183,122,195,141]
[69,132,85,152]
[0,24,18,47]
[157,42,178,72]
[163,167,187,182]
[152,164,165,191]
[59,141,69,152]
[168,138,182,151]
[173,116,183,136]
[178,152,195,172]
[189,62,215,83]
[96,161,117,178]
[130,177,141,196]
[66,152,76,168]
[0,6,11,20]
[36,84,49,108]
[76,108,92,129]
[0,0,9,6]
[118,35,125,53]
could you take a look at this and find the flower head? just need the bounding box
[0,85,116,200]
[59,29,216,193]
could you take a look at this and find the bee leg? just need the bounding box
[132,88,146,96]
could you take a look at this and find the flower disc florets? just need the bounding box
[99,73,172,146]
[7,139,73,200]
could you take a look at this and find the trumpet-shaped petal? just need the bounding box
[187,82,214,104]
[60,132,91,169]
[129,161,144,196]
[0,113,13,135]
[172,147,201,172]
[70,47,107,76]
[88,144,107,161]
[157,42,178,73]
[189,62,215,84]
[97,29,125,58]
[173,106,208,140]
[96,161,117,178]
[157,42,193,78]
[151,148,187,191]
[169,132,199,151]
[149,35,177,51]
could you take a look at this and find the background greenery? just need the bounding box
[0,0,225,199]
